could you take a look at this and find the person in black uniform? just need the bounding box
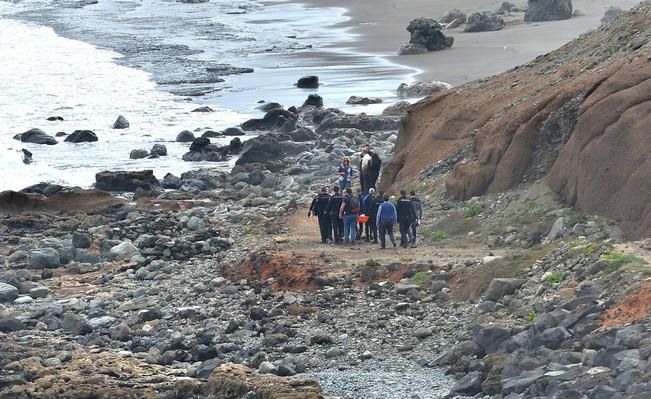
[365,188,379,244]
[368,150,382,191]
[310,187,332,243]
[326,186,344,244]
[396,190,416,248]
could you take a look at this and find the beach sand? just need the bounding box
[296,0,640,84]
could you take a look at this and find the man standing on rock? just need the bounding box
[409,190,422,247]
[396,190,416,248]
[309,187,332,244]
[376,195,397,249]
[326,186,344,245]
[359,146,372,194]
[339,187,360,245]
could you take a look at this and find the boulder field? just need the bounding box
[383,2,651,239]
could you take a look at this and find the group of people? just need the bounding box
[308,151,423,249]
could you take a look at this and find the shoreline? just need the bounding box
[290,0,641,84]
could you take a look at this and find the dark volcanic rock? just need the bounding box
[46,116,64,121]
[316,114,401,133]
[0,317,26,332]
[406,18,454,51]
[525,0,573,22]
[241,108,298,132]
[302,94,324,108]
[176,130,196,142]
[130,149,149,159]
[235,134,285,166]
[296,75,319,89]
[182,138,229,162]
[18,128,57,145]
[464,12,505,32]
[113,115,130,129]
[192,106,214,112]
[150,144,168,157]
[223,127,245,136]
[228,137,242,155]
[346,96,383,105]
[65,130,98,143]
[95,170,160,192]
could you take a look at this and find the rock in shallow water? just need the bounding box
[18,128,57,145]
[113,115,130,129]
[65,130,98,143]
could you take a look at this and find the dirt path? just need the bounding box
[272,208,505,270]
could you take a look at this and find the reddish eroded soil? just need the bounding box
[230,208,505,294]
[599,281,651,330]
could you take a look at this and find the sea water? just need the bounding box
[0,0,415,191]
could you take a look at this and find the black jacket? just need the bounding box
[396,196,415,223]
[315,193,331,216]
[410,196,422,219]
[326,193,343,216]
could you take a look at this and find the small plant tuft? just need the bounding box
[527,310,537,322]
[409,271,433,286]
[546,272,562,285]
[464,203,483,218]
[431,231,448,241]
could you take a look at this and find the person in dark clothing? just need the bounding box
[339,187,360,245]
[308,192,318,218]
[356,187,366,240]
[409,190,423,246]
[368,150,382,190]
[326,186,344,244]
[365,188,379,243]
[309,187,332,244]
[376,195,397,249]
[396,190,416,248]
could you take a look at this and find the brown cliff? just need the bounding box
[383,2,651,239]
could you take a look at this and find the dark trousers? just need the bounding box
[379,222,395,248]
[410,222,418,244]
[331,214,343,243]
[399,221,412,247]
[360,172,370,194]
[356,222,365,240]
[318,213,331,243]
[368,171,379,191]
[367,221,377,242]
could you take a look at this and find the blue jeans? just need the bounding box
[339,179,351,191]
[379,222,395,248]
[343,214,358,243]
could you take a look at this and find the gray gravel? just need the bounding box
[309,369,453,399]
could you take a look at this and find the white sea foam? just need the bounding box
[0,19,250,191]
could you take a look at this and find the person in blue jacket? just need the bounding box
[376,195,397,249]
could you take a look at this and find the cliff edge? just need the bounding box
[383,1,651,239]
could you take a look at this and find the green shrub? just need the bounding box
[527,310,537,322]
[566,211,588,227]
[546,272,562,285]
[431,231,448,241]
[464,203,483,218]
[601,250,647,273]
[409,271,433,286]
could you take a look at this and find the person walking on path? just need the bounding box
[337,157,353,191]
[376,195,397,249]
[326,186,344,244]
[359,147,372,194]
[365,188,379,244]
[396,190,416,248]
[409,190,423,246]
[339,187,360,245]
[309,187,332,244]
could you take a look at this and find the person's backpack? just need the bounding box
[349,196,361,213]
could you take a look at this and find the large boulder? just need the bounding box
[296,75,319,89]
[397,81,452,98]
[601,6,622,25]
[29,248,61,269]
[302,94,324,108]
[18,128,57,145]
[113,115,130,129]
[176,130,196,142]
[130,149,149,159]
[228,137,242,155]
[65,130,98,143]
[150,144,168,157]
[316,114,401,133]
[95,170,159,192]
[464,12,505,32]
[235,134,285,166]
[241,109,298,132]
[0,283,19,302]
[108,241,140,261]
[182,137,229,162]
[382,101,412,116]
[484,278,526,301]
[405,18,454,52]
[524,0,573,22]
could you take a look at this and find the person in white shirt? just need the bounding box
[359,146,372,194]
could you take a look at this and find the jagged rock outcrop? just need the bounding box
[383,3,651,238]
[525,0,573,22]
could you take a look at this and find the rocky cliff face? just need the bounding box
[383,1,651,239]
